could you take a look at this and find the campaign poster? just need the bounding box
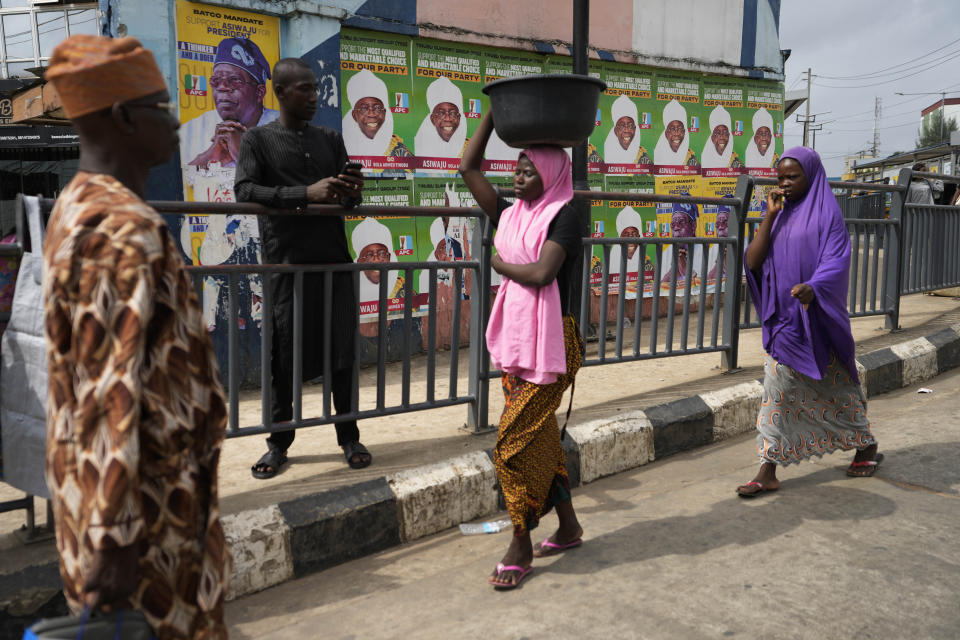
[413,178,477,307]
[345,180,418,322]
[652,70,703,176]
[175,1,280,337]
[700,176,737,291]
[339,28,415,172]
[412,39,485,172]
[597,62,655,175]
[481,48,545,173]
[654,174,703,293]
[597,174,656,298]
[744,81,784,177]
[700,77,746,178]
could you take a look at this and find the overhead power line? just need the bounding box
[812,49,960,89]
[819,79,960,122]
[814,36,960,80]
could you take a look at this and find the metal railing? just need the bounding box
[742,176,913,331]
[8,167,960,443]
[154,201,487,437]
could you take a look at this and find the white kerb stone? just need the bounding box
[566,410,654,484]
[890,337,938,386]
[222,505,292,600]
[388,450,497,542]
[700,380,764,442]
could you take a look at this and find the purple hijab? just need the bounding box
[744,146,857,382]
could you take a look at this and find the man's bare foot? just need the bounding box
[489,533,533,588]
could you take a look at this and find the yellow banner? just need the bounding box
[175,0,280,264]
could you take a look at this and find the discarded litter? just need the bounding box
[459,519,512,535]
[917,387,933,394]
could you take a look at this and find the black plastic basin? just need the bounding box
[482,73,607,148]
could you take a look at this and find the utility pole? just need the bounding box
[803,67,812,146]
[871,97,882,157]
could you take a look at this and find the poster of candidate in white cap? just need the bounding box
[345,180,419,322]
[744,82,784,173]
[597,62,655,174]
[340,29,415,171]
[413,39,485,172]
[745,107,777,169]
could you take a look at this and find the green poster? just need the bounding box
[744,81,785,174]
[598,174,656,298]
[597,62,655,175]
[481,48,545,172]
[701,76,747,177]
[339,29,415,172]
[413,178,477,306]
[345,179,417,321]
[412,39,485,172]
[652,71,703,176]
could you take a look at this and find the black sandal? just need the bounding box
[251,448,288,479]
[342,441,372,469]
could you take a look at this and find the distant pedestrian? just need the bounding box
[460,113,584,589]
[235,58,371,477]
[906,161,943,205]
[736,147,881,498]
[43,35,229,637]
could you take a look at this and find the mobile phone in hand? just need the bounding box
[341,160,363,209]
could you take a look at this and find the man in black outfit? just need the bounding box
[235,58,371,477]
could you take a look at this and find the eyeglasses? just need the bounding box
[127,102,178,117]
[432,108,461,119]
[355,104,386,116]
[358,249,392,261]
[210,75,257,91]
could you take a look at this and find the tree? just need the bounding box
[916,108,959,148]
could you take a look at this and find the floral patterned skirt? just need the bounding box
[756,353,876,466]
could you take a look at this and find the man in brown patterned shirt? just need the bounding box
[43,35,229,639]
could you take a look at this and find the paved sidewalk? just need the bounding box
[1,293,959,634]
[227,365,960,640]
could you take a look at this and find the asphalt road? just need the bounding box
[227,367,960,640]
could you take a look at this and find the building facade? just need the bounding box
[3,0,786,384]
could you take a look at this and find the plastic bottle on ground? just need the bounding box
[459,518,512,535]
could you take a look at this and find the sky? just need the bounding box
[779,0,960,176]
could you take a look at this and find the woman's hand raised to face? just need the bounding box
[766,187,785,219]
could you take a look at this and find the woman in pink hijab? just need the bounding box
[460,113,585,589]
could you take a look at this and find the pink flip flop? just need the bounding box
[488,562,533,589]
[533,537,583,558]
[736,481,778,498]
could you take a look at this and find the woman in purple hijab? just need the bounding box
[736,147,882,497]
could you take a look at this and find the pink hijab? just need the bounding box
[485,146,573,385]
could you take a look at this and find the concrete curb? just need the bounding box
[4,322,960,617]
